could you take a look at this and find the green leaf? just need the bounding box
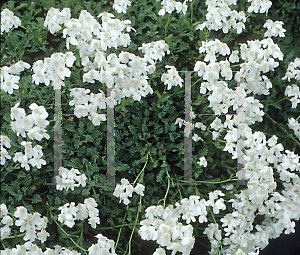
[17,171,26,179]
[55,197,61,205]
[82,188,90,196]
[32,194,42,203]
[156,168,165,183]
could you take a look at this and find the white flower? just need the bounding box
[29,155,46,169]
[134,183,145,196]
[20,155,30,171]
[24,228,36,242]
[175,118,184,128]
[197,156,207,167]
[1,147,11,165]
[119,193,130,205]
[89,216,100,229]
[1,77,20,94]
[76,174,87,187]
[113,184,123,198]
[195,122,206,131]
[0,204,8,217]
[153,248,166,255]
[139,225,157,241]
[36,230,50,243]
[192,133,203,142]
[145,206,156,221]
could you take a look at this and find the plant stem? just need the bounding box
[265,112,300,147]
[132,151,149,187]
[190,0,195,34]
[98,222,138,230]
[163,169,171,208]
[128,195,141,254]
[164,13,171,41]
[115,212,127,250]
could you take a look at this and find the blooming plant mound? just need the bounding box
[0,0,299,255]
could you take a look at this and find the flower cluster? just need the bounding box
[112,0,132,14]
[236,38,283,93]
[3,102,50,169]
[198,39,231,63]
[263,19,286,37]
[211,123,300,254]
[139,192,227,255]
[283,58,300,108]
[287,118,300,141]
[190,37,283,132]
[0,136,11,165]
[161,65,184,90]
[1,60,31,95]
[55,167,87,191]
[12,142,46,170]
[42,8,171,126]
[197,0,247,34]
[69,87,108,125]
[247,0,272,14]
[43,7,71,34]
[174,118,300,254]
[1,0,300,254]
[175,115,207,140]
[1,204,50,244]
[157,0,193,16]
[58,198,100,229]
[113,178,145,205]
[32,52,76,89]
[174,10,299,250]
[192,120,206,142]
[0,8,21,34]
[1,205,117,255]
[1,242,84,255]
[138,40,170,64]
[88,234,117,255]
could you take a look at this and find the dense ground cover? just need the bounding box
[1,0,300,254]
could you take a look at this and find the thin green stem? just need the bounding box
[2,233,25,239]
[190,0,195,34]
[164,13,171,41]
[128,195,142,254]
[115,212,127,250]
[160,162,173,208]
[77,226,84,244]
[265,112,300,148]
[172,165,183,200]
[132,151,149,187]
[195,238,210,249]
[206,203,225,255]
[98,222,138,230]
[163,171,171,208]
[246,10,253,21]
[268,96,289,106]
[192,91,213,105]
[180,176,237,184]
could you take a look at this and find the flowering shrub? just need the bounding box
[1,0,300,254]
